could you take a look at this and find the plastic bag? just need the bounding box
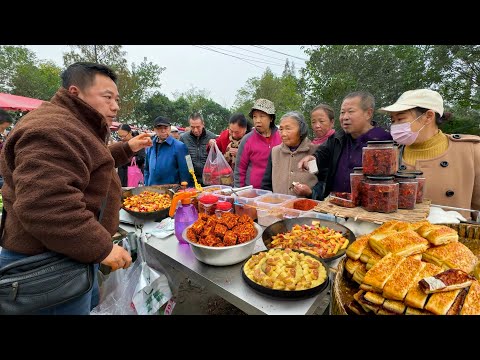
[127,156,144,187]
[202,142,233,186]
[91,232,172,315]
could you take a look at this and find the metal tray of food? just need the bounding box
[241,249,330,299]
[121,184,179,220]
[262,217,356,262]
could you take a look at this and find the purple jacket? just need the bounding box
[234,128,281,189]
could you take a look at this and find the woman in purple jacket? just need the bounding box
[234,99,281,189]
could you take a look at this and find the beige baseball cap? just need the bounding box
[170,126,179,132]
[379,89,444,116]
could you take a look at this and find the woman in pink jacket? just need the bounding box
[234,99,281,189]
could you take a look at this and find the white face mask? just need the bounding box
[390,113,426,145]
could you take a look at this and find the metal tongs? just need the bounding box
[219,185,253,197]
[430,203,480,223]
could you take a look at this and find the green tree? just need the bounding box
[11,61,62,100]
[0,46,37,92]
[232,61,304,124]
[63,45,128,71]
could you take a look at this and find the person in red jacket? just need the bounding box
[208,113,252,168]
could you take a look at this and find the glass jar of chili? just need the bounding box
[394,173,418,210]
[350,166,364,206]
[397,170,426,203]
[361,176,399,213]
[362,140,398,176]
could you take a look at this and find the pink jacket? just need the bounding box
[234,128,281,188]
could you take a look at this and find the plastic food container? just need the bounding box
[350,167,364,206]
[361,176,399,213]
[395,173,418,210]
[397,170,426,204]
[281,198,321,212]
[198,194,219,216]
[328,192,356,208]
[233,189,271,220]
[201,185,232,193]
[255,193,296,208]
[215,201,233,217]
[256,205,285,227]
[362,140,398,176]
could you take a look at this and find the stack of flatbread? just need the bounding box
[344,220,480,315]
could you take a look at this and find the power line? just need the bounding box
[193,45,285,69]
[229,45,290,63]
[251,45,309,62]
[210,45,284,66]
[193,45,263,69]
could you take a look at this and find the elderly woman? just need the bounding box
[311,104,336,145]
[261,111,322,198]
[234,99,281,189]
[379,88,480,220]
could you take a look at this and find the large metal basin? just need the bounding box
[181,223,263,266]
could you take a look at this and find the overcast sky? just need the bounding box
[25,45,309,109]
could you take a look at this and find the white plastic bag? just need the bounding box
[132,233,172,315]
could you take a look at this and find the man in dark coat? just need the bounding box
[0,62,152,314]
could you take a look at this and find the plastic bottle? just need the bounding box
[169,182,199,244]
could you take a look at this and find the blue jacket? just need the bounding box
[144,136,193,186]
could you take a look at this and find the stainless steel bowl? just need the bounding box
[181,222,263,266]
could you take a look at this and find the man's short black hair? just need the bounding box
[61,62,118,91]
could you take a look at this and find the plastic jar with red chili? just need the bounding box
[215,201,233,217]
[397,170,426,204]
[394,173,418,210]
[362,140,398,176]
[361,176,399,213]
[350,166,364,206]
[198,194,219,215]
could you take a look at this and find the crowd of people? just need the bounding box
[0,61,479,315]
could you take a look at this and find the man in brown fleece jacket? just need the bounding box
[0,62,152,314]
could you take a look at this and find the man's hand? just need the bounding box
[292,183,313,197]
[101,244,132,272]
[228,147,238,156]
[298,155,315,170]
[208,139,216,147]
[128,133,153,152]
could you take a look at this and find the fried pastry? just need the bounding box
[363,253,405,291]
[422,242,478,274]
[446,288,468,315]
[425,289,461,315]
[421,225,458,246]
[359,244,382,263]
[404,262,443,309]
[405,307,434,315]
[382,256,425,301]
[352,262,367,285]
[364,291,385,305]
[369,230,430,257]
[377,307,399,315]
[346,235,369,260]
[345,258,362,275]
[382,299,406,314]
[459,280,480,315]
[418,269,476,294]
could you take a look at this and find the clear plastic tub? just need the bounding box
[361,176,399,213]
[302,211,336,222]
[281,198,321,212]
[232,189,272,220]
[395,173,418,210]
[256,204,285,227]
[201,185,232,193]
[255,193,296,208]
[362,140,398,176]
[350,167,364,206]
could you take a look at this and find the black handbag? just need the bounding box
[0,197,107,315]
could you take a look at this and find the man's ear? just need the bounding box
[68,85,80,96]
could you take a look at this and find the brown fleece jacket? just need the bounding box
[0,88,133,263]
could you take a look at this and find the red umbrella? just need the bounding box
[0,93,43,111]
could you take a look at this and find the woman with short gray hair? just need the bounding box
[261,111,323,198]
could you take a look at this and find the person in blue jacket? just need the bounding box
[144,116,193,187]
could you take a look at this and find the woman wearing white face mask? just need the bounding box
[379,89,480,220]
